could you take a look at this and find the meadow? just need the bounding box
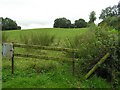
[2,27,119,88]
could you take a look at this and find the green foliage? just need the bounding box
[2,58,79,88]
[2,32,9,42]
[64,24,119,88]
[2,17,21,30]
[99,2,120,30]
[99,2,119,20]
[20,32,55,46]
[118,1,120,15]
[81,75,111,88]
[89,11,96,23]
[2,27,119,88]
[64,25,102,73]
[19,32,30,44]
[2,28,87,44]
[91,26,119,87]
[17,26,21,30]
[99,7,114,20]
[70,24,75,28]
[95,25,119,81]
[74,18,87,28]
[30,32,55,46]
[98,16,120,30]
[53,17,88,28]
[53,17,71,28]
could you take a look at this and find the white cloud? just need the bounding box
[0,0,119,29]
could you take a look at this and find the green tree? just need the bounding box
[74,18,87,28]
[2,17,21,30]
[70,24,75,28]
[89,11,96,23]
[53,17,71,28]
[99,5,119,20]
[112,5,118,16]
[99,7,113,20]
[17,26,21,30]
[98,16,120,30]
[99,1,120,30]
[118,1,120,15]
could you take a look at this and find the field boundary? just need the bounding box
[13,43,78,52]
[5,43,78,75]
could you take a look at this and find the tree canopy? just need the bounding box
[74,19,87,28]
[99,6,118,20]
[53,17,71,28]
[1,17,21,30]
[99,1,120,30]
[89,11,96,23]
[53,17,87,28]
[118,1,120,15]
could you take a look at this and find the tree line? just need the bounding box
[1,1,120,30]
[1,17,21,31]
[53,11,96,28]
[53,1,120,30]
[98,1,120,30]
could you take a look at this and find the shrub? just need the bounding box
[64,25,102,72]
[94,25,119,85]
[64,24,119,87]
[98,16,120,30]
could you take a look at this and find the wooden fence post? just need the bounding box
[11,43,14,74]
[85,52,110,79]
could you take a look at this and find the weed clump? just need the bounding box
[20,32,55,46]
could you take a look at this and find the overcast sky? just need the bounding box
[0,0,119,29]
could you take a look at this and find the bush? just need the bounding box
[95,25,119,85]
[98,16,120,30]
[64,25,102,72]
[64,24,119,87]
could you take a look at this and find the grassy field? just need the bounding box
[2,28,87,44]
[2,28,116,88]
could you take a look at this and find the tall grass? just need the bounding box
[2,57,79,88]
[20,32,55,46]
[30,32,55,46]
[19,32,30,44]
[2,32,9,42]
[80,75,111,88]
[64,26,100,63]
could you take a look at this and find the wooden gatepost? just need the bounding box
[12,43,78,75]
[85,52,110,79]
[2,43,14,74]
